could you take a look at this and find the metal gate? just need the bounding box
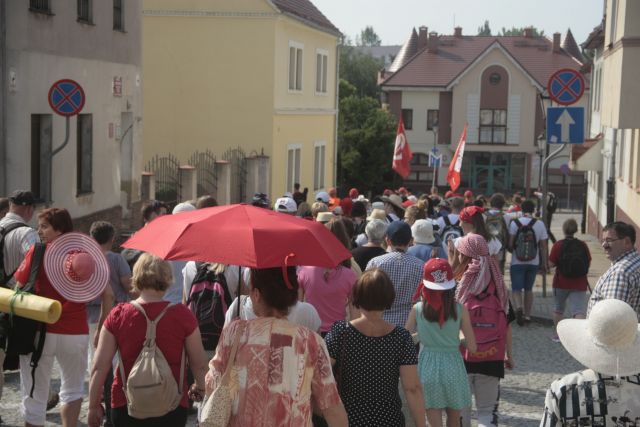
[145,154,180,204]
[188,150,218,197]
[222,147,247,203]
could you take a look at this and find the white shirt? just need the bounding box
[182,261,241,302]
[508,216,548,266]
[0,213,39,285]
[487,237,502,256]
[224,295,321,332]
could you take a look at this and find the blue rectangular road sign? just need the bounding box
[547,107,584,144]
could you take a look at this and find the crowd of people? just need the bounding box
[0,184,638,426]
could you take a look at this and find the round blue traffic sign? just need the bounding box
[48,79,85,117]
[547,69,585,106]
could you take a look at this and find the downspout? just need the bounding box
[606,128,617,224]
[0,1,6,194]
[333,39,340,189]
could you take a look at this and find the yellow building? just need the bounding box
[142,0,340,203]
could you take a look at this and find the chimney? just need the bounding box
[524,27,534,38]
[427,32,439,53]
[454,27,463,38]
[418,26,428,51]
[553,32,561,52]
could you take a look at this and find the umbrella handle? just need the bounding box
[282,253,296,290]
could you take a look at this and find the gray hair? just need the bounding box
[366,219,388,244]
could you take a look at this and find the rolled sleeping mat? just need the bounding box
[0,287,62,324]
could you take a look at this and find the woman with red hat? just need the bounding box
[405,259,476,427]
[457,206,502,262]
[449,234,514,427]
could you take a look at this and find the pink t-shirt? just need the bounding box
[297,266,357,332]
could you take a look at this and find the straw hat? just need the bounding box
[316,212,334,223]
[44,232,109,303]
[422,258,456,290]
[367,208,387,221]
[558,299,640,376]
[381,194,405,211]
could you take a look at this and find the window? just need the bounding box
[77,0,92,23]
[289,42,303,91]
[77,114,93,194]
[287,145,301,192]
[314,143,326,190]
[402,109,413,130]
[479,109,507,144]
[113,0,124,31]
[31,114,52,202]
[427,109,439,130]
[609,0,618,46]
[315,51,328,94]
[406,153,433,183]
[29,0,51,13]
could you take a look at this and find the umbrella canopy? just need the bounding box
[122,204,351,269]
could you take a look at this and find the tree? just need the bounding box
[500,26,545,37]
[477,20,492,36]
[339,45,384,99]
[356,26,382,47]
[337,96,397,191]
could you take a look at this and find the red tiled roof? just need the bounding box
[381,35,585,89]
[272,0,340,35]
[571,134,603,161]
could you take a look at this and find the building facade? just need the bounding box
[0,0,143,229]
[142,0,340,203]
[380,27,587,200]
[578,0,640,238]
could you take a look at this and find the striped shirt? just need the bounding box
[366,251,423,327]
[587,249,640,319]
[0,213,39,285]
[541,369,640,427]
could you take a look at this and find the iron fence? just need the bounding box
[188,150,218,197]
[145,154,180,205]
[222,147,248,204]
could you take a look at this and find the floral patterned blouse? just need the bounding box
[205,317,341,426]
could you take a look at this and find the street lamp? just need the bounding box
[430,123,439,190]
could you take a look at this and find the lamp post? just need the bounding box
[430,123,439,190]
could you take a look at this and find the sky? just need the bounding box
[313,0,604,46]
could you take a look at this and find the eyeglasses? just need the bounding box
[601,238,622,245]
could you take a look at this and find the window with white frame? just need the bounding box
[314,142,326,190]
[289,42,303,91]
[316,50,328,94]
[287,145,301,192]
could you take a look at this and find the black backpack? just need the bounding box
[557,238,589,278]
[513,218,539,262]
[186,263,232,351]
[0,222,30,286]
[0,243,47,398]
[442,216,464,245]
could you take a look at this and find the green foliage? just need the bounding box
[339,45,384,99]
[337,96,397,191]
[477,20,492,36]
[356,26,382,47]
[500,26,545,37]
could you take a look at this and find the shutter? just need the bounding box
[466,94,480,144]
[507,95,520,145]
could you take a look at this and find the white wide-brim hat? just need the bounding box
[44,232,110,303]
[558,299,640,376]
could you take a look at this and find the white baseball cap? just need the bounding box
[274,197,297,213]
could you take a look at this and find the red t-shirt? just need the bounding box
[549,238,591,291]
[104,301,197,408]
[14,244,88,335]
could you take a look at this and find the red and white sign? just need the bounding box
[447,124,468,193]
[392,117,412,179]
[112,76,122,97]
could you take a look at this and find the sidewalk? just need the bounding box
[503,211,609,324]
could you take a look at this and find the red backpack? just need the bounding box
[460,281,507,363]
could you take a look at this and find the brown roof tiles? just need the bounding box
[272,0,340,35]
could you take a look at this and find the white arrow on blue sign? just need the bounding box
[546,107,584,144]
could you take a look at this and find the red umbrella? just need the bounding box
[121,204,351,269]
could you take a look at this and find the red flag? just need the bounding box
[392,117,412,178]
[447,124,468,193]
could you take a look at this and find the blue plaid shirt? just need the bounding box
[588,249,640,319]
[366,251,424,327]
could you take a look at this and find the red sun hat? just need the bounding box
[44,232,109,303]
[422,258,456,290]
[459,206,485,223]
[464,190,473,198]
[348,188,359,199]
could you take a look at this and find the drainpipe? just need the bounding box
[0,1,6,194]
[606,128,617,224]
[333,39,340,189]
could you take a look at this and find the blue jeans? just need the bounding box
[510,264,538,292]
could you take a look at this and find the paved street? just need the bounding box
[0,211,608,426]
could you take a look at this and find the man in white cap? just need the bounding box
[540,299,640,426]
[274,197,297,215]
